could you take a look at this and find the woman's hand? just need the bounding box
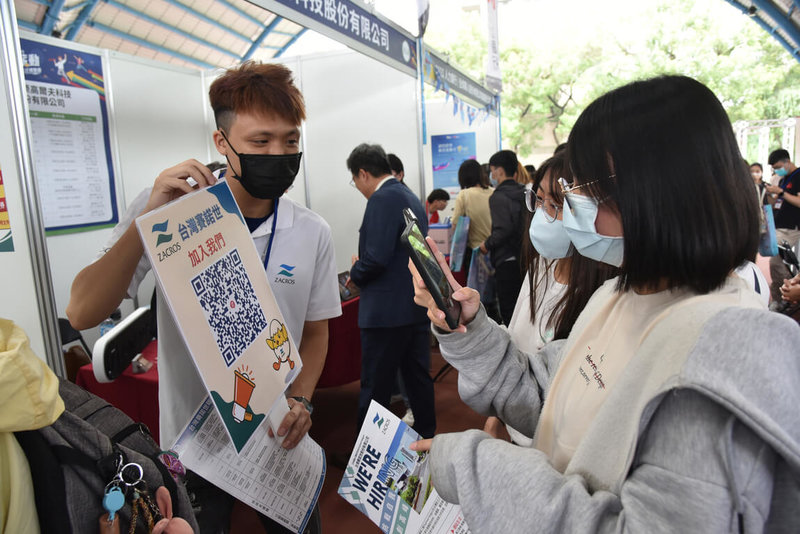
[407,237,481,332]
[409,439,433,453]
[780,275,800,304]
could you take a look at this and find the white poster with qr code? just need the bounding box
[136,181,301,453]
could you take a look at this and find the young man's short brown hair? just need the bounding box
[208,61,306,132]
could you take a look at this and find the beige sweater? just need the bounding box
[452,186,493,250]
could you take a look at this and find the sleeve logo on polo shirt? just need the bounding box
[274,263,296,285]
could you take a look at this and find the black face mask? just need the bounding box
[220,130,302,200]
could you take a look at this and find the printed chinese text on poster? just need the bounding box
[20,38,118,234]
[136,182,300,453]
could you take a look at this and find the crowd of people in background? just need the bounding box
[5,62,800,534]
[409,74,800,532]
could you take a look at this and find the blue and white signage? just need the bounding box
[255,0,417,76]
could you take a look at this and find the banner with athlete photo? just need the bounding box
[136,182,300,453]
[20,37,119,234]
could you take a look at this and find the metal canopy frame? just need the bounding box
[15,1,800,70]
[15,0,307,69]
[724,0,800,61]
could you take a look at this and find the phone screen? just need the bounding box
[402,215,460,328]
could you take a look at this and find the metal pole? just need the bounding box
[0,0,66,377]
[496,94,502,150]
[415,37,427,202]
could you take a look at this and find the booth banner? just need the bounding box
[417,0,430,37]
[19,38,118,234]
[424,48,495,109]
[483,0,502,92]
[136,182,300,453]
[0,166,13,252]
[257,0,417,76]
[449,216,470,272]
[339,400,471,533]
[466,248,493,298]
[431,132,476,196]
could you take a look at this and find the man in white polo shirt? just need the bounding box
[67,61,340,533]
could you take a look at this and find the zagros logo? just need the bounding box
[152,220,180,262]
[274,263,296,285]
[372,412,389,434]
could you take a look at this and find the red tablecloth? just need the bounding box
[75,298,362,445]
[76,341,161,444]
[316,296,361,388]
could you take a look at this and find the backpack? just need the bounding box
[14,379,198,533]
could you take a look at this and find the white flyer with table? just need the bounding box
[173,396,325,533]
[339,401,470,534]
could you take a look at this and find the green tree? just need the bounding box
[425,0,800,158]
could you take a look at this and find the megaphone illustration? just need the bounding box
[232,370,255,423]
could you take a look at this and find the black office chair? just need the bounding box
[58,317,92,356]
[58,318,93,382]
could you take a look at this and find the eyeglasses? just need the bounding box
[349,176,357,188]
[524,184,560,223]
[558,175,616,213]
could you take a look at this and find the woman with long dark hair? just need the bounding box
[410,75,800,532]
[488,152,619,445]
[513,152,618,347]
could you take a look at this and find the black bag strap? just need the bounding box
[111,422,151,444]
[14,430,72,534]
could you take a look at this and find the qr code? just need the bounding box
[190,249,267,367]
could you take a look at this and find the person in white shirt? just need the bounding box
[67,61,340,534]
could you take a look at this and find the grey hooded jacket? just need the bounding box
[429,293,800,533]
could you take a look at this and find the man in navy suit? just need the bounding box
[347,143,436,438]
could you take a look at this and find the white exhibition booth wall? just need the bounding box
[0,19,49,358]
[1,29,499,362]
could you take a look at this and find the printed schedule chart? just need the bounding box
[173,397,326,533]
[27,81,114,230]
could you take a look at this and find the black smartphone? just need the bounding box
[400,208,461,329]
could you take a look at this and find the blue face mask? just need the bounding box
[775,167,788,177]
[562,193,624,267]
[489,171,498,187]
[529,208,572,259]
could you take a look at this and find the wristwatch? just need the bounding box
[290,396,314,415]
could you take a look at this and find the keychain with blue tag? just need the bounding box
[99,482,125,534]
[103,483,125,521]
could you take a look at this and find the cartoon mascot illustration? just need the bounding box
[266,319,294,371]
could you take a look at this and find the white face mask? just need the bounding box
[529,207,572,259]
[562,193,624,267]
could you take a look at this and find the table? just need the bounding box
[75,297,362,445]
[316,296,361,387]
[75,341,161,443]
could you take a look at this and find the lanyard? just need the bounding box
[263,198,279,271]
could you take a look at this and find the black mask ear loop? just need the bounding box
[219,129,242,178]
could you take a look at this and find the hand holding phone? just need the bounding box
[401,208,462,329]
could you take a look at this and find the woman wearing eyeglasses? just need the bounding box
[409,75,800,532]
[486,152,618,446]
